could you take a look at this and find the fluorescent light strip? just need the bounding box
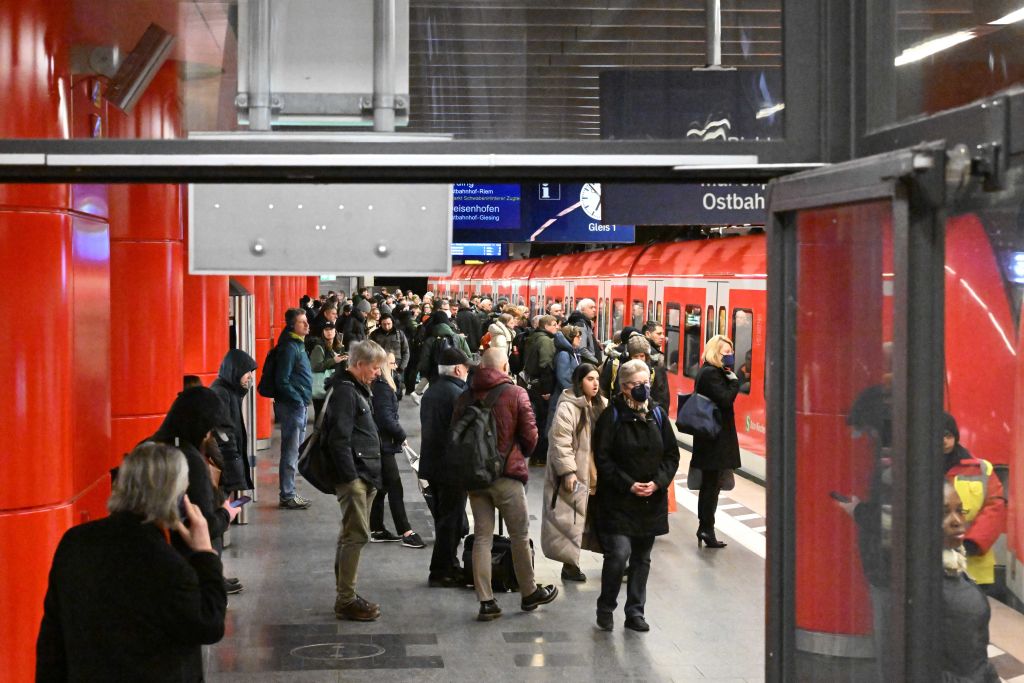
[894,30,976,67]
[990,7,1024,24]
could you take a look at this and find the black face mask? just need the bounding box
[630,383,651,402]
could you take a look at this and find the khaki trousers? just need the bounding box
[468,477,536,601]
[335,479,377,604]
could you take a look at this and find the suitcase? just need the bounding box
[462,514,534,593]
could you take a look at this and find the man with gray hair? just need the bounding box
[567,298,602,366]
[325,340,387,621]
[419,347,474,587]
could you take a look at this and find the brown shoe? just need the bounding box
[335,595,381,621]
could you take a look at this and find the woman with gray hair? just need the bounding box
[37,442,227,681]
[591,358,680,632]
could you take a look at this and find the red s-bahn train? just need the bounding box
[429,217,1022,606]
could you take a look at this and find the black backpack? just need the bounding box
[509,329,530,375]
[448,384,512,490]
[430,333,455,368]
[256,344,278,399]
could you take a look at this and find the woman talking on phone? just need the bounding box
[690,334,741,549]
[541,363,606,582]
[37,442,227,682]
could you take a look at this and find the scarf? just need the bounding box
[943,546,968,577]
[624,395,649,414]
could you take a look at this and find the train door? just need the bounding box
[564,281,575,315]
[703,281,731,342]
[645,279,666,324]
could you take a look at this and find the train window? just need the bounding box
[530,295,536,317]
[656,300,663,323]
[632,300,644,328]
[719,306,727,339]
[612,300,624,339]
[647,300,653,324]
[682,304,702,378]
[706,305,715,340]
[732,308,754,395]
[597,297,606,338]
[665,303,681,375]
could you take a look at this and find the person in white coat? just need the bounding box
[541,363,607,582]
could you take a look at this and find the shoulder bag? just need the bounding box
[298,386,340,494]
[675,366,722,440]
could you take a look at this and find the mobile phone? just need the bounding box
[230,495,252,508]
[829,490,851,504]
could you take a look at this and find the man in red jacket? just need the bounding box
[453,348,558,622]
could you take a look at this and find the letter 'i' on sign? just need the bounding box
[539,183,560,200]
[540,184,550,199]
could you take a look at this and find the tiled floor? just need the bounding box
[208,398,766,682]
[207,396,1024,682]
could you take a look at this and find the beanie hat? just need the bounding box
[355,299,372,314]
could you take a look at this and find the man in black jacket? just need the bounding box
[210,349,258,495]
[455,298,482,351]
[325,340,387,622]
[369,313,410,395]
[419,346,473,587]
[567,298,602,365]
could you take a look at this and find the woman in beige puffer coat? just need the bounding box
[541,363,606,582]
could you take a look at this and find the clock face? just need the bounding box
[579,183,602,221]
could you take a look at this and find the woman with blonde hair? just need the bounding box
[542,363,606,582]
[690,334,741,549]
[369,352,424,548]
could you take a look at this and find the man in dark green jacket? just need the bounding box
[274,308,314,510]
[523,315,559,465]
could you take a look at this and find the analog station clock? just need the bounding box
[579,182,602,221]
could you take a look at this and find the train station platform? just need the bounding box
[206,398,1024,682]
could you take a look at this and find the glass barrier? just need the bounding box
[867,0,1024,129]
[793,200,894,680]
[128,0,786,141]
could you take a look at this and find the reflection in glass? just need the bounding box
[794,200,893,681]
[732,308,753,394]
[683,304,703,379]
[868,1,1024,127]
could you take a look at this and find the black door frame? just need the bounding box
[765,143,948,682]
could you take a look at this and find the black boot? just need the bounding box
[697,526,726,549]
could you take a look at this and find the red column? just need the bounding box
[253,276,273,441]
[0,4,111,681]
[307,276,320,299]
[107,63,185,463]
[183,271,230,386]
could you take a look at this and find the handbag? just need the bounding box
[580,494,603,554]
[297,386,340,494]
[686,466,736,492]
[675,368,722,440]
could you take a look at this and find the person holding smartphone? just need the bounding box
[541,363,606,582]
[37,443,227,682]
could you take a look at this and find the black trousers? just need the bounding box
[597,533,655,618]
[529,391,550,463]
[697,469,722,529]
[427,481,468,578]
[369,452,411,534]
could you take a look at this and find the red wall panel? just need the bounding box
[183,274,229,386]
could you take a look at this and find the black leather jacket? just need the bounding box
[324,370,383,489]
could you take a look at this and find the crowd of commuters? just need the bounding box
[35,285,1008,681]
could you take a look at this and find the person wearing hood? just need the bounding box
[417,310,472,383]
[343,301,370,349]
[943,412,1007,592]
[487,312,516,355]
[453,348,557,622]
[567,299,602,366]
[210,349,258,494]
[147,386,239,558]
[542,363,607,583]
[455,298,483,351]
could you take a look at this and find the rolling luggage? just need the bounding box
[462,514,534,593]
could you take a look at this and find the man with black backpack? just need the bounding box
[419,347,474,588]
[417,311,472,385]
[451,348,557,622]
[269,308,313,510]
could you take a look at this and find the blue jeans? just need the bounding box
[597,533,655,618]
[275,400,307,500]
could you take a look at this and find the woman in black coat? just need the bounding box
[210,348,258,492]
[37,442,227,682]
[368,352,425,548]
[593,359,680,632]
[690,334,741,549]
